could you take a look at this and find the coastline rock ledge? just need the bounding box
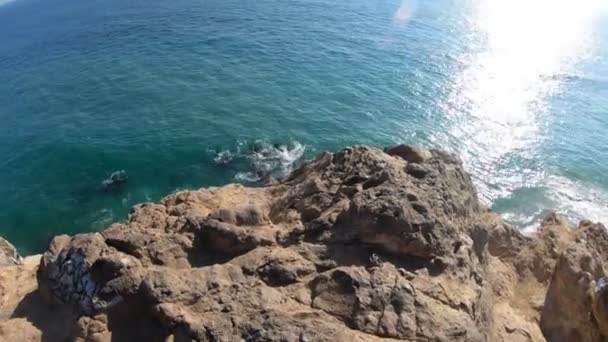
[1,145,608,341]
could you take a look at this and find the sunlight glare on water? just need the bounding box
[430,0,608,229]
[440,0,603,202]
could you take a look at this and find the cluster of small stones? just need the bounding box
[45,248,121,315]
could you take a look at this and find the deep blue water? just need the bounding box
[0,0,607,254]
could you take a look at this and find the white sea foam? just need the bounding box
[101,170,128,189]
[543,175,608,225]
[213,150,233,165]
[212,140,306,183]
[234,141,305,183]
[496,174,608,233]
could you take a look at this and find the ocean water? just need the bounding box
[0,0,607,254]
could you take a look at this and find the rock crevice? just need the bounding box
[0,145,607,341]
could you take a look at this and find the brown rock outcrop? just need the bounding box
[0,145,607,341]
[0,236,22,266]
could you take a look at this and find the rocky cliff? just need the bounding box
[1,145,607,341]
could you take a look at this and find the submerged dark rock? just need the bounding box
[101,170,128,192]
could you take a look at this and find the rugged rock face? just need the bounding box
[0,237,22,266]
[1,145,608,341]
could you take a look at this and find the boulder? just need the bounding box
[384,144,433,163]
[540,222,608,342]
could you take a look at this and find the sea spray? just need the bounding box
[212,140,306,183]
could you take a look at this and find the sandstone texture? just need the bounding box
[0,237,22,266]
[1,145,607,341]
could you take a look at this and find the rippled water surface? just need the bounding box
[0,0,607,253]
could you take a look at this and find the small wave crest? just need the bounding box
[211,140,306,183]
[101,170,128,191]
[543,175,608,226]
[213,150,234,165]
[494,174,608,233]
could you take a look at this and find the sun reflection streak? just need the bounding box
[440,0,602,205]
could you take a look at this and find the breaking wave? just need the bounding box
[211,140,306,183]
[101,170,128,191]
[494,174,608,233]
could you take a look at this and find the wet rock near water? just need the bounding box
[1,144,608,341]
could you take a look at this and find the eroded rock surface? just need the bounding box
[1,145,608,341]
[0,236,22,266]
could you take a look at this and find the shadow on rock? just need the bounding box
[71,298,168,342]
[11,289,76,342]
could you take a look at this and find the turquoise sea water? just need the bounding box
[0,0,607,254]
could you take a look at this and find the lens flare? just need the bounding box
[393,0,418,27]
